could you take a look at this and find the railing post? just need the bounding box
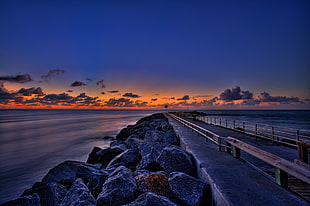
[255,124,258,140]
[272,126,275,143]
[215,118,216,126]
[220,118,221,126]
[275,167,288,188]
[233,120,236,129]
[218,136,222,151]
[297,142,308,163]
[296,130,300,142]
[243,122,245,131]
[225,119,228,128]
[232,146,241,159]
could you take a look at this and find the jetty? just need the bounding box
[166,111,310,205]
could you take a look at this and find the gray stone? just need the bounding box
[123,192,178,206]
[138,142,171,156]
[169,172,209,206]
[136,148,163,171]
[144,130,165,142]
[1,194,40,206]
[97,166,136,206]
[156,146,195,176]
[60,179,96,206]
[110,141,128,150]
[125,135,144,149]
[163,129,179,145]
[42,161,109,197]
[107,149,141,170]
[86,147,124,167]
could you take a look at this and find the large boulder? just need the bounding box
[125,134,145,149]
[97,166,137,206]
[123,192,178,206]
[22,182,67,206]
[42,161,109,196]
[135,172,173,198]
[156,146,196,176]
[168,172,210,206]
[86,147,124,167]
[60,179,96,206]
[144,130,165,142]
[1,194,41,206]
[107,149,141,170]
[136,148,163,171]
[138,142,171,157]
[163,129,179,145]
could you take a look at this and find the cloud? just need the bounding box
[122,92,141,98]
[96,79,106,88]
[219,86,253,101]
[177,95,190,101]
[40,69,65,82]
[86,78,93,81]
[108,90,119,93]
[0,74,32,83]
[105,98,133,107]
[71,81,86,87]
[259,92,300,103]
[0,83,23,104]
[151,98,157,101]
[101,92,105,95]
[67,90,73,92]
[17,87,45,96]
[44,93,73,101]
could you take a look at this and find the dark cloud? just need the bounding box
[177,95,190,101]
[122,92,141,98]
[259,92,300,103]
[18,87,45,96]
[86,78,93,81]
[219,86,253,101]
[44,93,73,101]
[0,74,32,83]
[40,69,65,82]
[67,90,73,92]
[151,98,157,101]
[96,79,106,88]
[71,81,86,87]
[134,100,148,106]
[0,83,23,104]
[108,90,119,93]
[105,98,133,107]
[101,92,105,95]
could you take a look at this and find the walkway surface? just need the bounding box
[166,115,309,206]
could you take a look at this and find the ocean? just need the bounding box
[0,109,309,203]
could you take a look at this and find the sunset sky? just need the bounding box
[1,0,309,109]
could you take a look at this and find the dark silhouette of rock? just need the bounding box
[163,129,179,145]
[1,194,40,206]
[123,192,178,206]
[60,179,96,206]
[156,146,195,176]
[86,147,124,168]
[107,149,141,170]
[136,113,166,125]
[22,182,67,206]
[42,161,109,196]
[169,172,210,206]
[144,130,165,142]
[109,141,128,150]
[135,172,174,198]
[97,166,136,206]
[136,148,163,171]
[138,142,171,156]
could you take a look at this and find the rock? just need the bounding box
[97,166,136,206]
[136,113,166,125]
[42,161,109,196]
[125,134,144,149]
[135,172,173,197]
[1,194,40,206]
[136,148,163,171]
[86,147,124,167]
[107,149,141,170]
[110,141,128,150]
[22,182,67,206]
[144,130,165,142]
[103,136,114,140]
[138,142,171,156]
[115,126,134,140]
[156,146,195,176]
[123,192,178,206]
[168,172,210,206]
[22,182,46,196]
[163,129,179,145]
[60,179,96,206]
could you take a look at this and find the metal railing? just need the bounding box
[191,115,310,148]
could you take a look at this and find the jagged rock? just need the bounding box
[156,146,195,176]
[169,172,210,206]
[22,182,67,206]
[1,194,40,206]
[144,130,165,142]
[125,134,144,149]
[138,142,171,156]
[163,129,179,145]
[107,149,141,170]
[60,179,96,206]
[110,141,128,150]
[42,161,109,196]
[86,147,124,167]
[136,148,163,171]
[97,166,136,206]
[123,192,178,206]
[135,172,173,197]
[22,182,46,196]
[115,125,134,140]
[136,113,166,125]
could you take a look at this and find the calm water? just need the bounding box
[0,109,155,203]
[0,109,309,203]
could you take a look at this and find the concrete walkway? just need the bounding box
[167,115,309,206]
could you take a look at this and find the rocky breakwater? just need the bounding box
[2,113,210,206]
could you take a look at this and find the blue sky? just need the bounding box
[0,0,309,109]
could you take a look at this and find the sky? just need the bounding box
[0,0,309,110]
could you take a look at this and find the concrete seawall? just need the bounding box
[167,114,309,206]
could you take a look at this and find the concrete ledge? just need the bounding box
[168,116,309,206]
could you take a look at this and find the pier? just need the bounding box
[166,112,310,205]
